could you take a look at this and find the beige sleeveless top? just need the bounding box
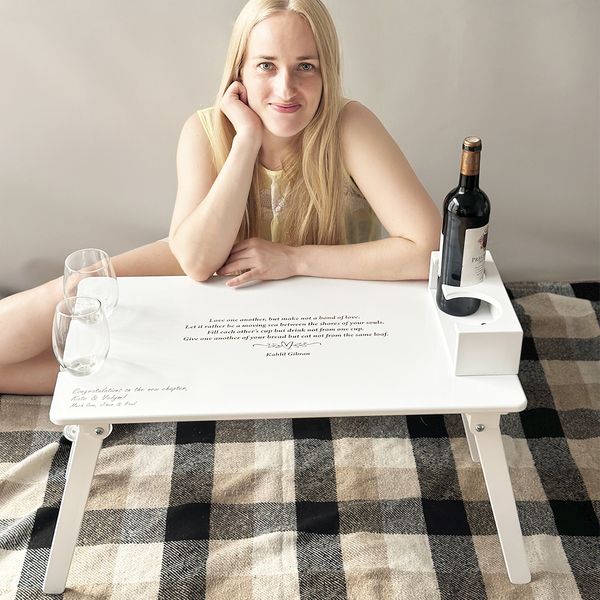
[196,106,382,244]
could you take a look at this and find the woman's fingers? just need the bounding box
[229,239,251,254]
[217,259,247,275]
[218,239,293,285]
[238,84,249,106]
[225,80,245,99]
[226,269,256,287]
[223,250,251,265]
[220,247,254,268]
[223,238,259,263]
[219,83,262,141]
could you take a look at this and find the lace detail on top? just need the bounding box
[259,167,381,244]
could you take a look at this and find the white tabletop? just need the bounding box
[50,276,527,425]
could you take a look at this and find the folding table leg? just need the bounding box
[461,413,480,463]
[42,423,112,594]
[465,412,531,584]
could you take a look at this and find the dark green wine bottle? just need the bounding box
[436,137,490,316]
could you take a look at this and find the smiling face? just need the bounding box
[240,11,323,142]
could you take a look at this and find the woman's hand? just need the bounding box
[216,238,298,287]
[219,81,263,144]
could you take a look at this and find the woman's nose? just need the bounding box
[274,69,297,98]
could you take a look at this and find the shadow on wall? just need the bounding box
[5,258,64,296]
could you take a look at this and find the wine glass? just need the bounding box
[52,297,110,442]
[63,248,118,317]
[53,296,110,376]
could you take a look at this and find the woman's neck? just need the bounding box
[259,129,300,171]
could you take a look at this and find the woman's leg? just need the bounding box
[0,240,185,394]
[0,349,60,395]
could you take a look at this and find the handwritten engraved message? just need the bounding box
[68,385,188,409]
[182,314,389,357]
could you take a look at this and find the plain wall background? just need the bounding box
[1,0,598,294]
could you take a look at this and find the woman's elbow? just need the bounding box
[169,238,215,282]
[416,211,442,255]
[185,265,215,282]
[398,232,438,281]
[180,258,216,283]
[414,228,441,279]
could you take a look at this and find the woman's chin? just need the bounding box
[263,121,306,140]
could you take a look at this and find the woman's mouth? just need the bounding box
[270,103,301,113]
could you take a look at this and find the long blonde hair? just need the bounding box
[211,0,347,246]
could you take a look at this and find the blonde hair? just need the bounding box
[211,0,347,246]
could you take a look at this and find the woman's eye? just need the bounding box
[258,62,274,71]
[299,63,314,71]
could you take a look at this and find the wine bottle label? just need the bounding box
[437,232,444,277]
[460,224,488,286]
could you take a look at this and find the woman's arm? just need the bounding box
[294,101,441,280]
[169,83,263,281]
[219,101,441,287]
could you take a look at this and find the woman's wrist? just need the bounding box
[290,245,306,277]
[233,130,262,154]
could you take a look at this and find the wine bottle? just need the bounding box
[436,136,490,316]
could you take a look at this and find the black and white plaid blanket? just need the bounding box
[1,282,598,599]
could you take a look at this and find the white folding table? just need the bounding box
[43,274,531,593]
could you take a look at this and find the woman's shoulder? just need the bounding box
[340,100,385,137]
[182,107,215,134]
[339,100,391,175]
[177,108,216,172]
[179,107,217,151]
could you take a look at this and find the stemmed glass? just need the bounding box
[63,248,118,317]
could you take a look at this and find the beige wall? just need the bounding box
[1,0,598,294]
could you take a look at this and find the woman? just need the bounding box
[0,0,440,394]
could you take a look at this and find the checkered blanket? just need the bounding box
[1,282,598,600]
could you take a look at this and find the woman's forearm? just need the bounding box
[170,135,260,280]
[293,236,436,281]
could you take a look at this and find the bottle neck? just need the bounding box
[459,149,481,190]
[459,173,479,189]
